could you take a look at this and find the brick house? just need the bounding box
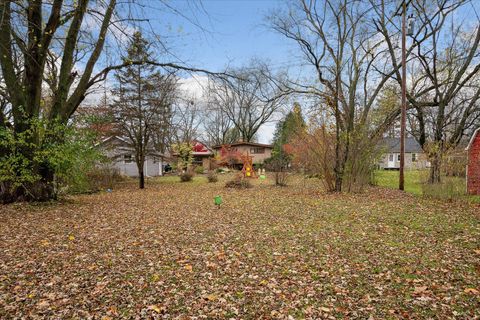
[466,128,480,195]
[212,142,273,167]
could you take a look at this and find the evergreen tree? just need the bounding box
[272,102,306,156]
[266,103,306,185]
[111,32,176,189]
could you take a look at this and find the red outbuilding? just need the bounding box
[466,128,480,195]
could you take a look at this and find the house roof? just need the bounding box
[170,140,213,157]
[97,135,129,146]
[380,137,423,153]
[192,140,213,156]
[466,128,480,151]
[98,135,166,157]
[212,141,273,149]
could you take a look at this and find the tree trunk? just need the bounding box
[137,161,145,189]
[429,153,442,184]
[334,138,344,192]
[0,165,56,203]
[139,171,145,189]
[334,172,343,192]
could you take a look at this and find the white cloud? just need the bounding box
[177,75,209,100]
[258,122,276,144]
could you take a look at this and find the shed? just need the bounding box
[466,128,480,195]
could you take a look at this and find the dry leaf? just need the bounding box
[413,286,428,295]
[148,305,164,313]
[464,288,479,295]
[36,300,50,309]
[205,293,218,301]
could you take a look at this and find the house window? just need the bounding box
[389,154,394,162]
[124,154,133,164]
[412,153,417,162]
[397,154,401,161]
[250,147,265,154]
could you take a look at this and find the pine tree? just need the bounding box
[272,102,306,156]
[266,103,306,185]
[111,32,176,189]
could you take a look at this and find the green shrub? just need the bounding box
[225,175,252,189]
[207,171,218,183]
[172,142,193,172]
[180,172,193,182]
[195,166,204,174]
[0,119,104,201]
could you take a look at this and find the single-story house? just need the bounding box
[378,137,429,170]
[98,136,165,177]
[170,140,214,170]
[212,141,273,166]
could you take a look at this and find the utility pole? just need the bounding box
[399,0,407,191]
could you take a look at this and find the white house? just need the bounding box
[378,137,429,170]
[98,136,165,177]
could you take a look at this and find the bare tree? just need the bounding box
[373,0,480,183]
[270,0,404,192]
[209,63,284,142]
[203,83,239,146]
[169,96,203,144]
[0,0,229,202]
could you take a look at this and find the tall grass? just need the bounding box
[374,170,479,203]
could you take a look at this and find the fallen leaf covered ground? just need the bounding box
[0,175,479,319]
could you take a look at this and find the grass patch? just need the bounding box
[374,170,424,195]
[150,174,208,185]
[374,169,480,203]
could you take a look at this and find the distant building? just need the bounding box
[466,128,480,195]
[98,136,165,177]
[378,137,429,170]
[191,140,214,169]
[169,140,214,170]
[212,141,273,166]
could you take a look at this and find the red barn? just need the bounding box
[466,128,480,195]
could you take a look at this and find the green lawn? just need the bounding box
[374,170,425,195]
[375,169,480,203]
[1,174,479,318]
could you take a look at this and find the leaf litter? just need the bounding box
[0,175,479,318]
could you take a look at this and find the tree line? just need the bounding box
[268,0,480,191]
[1,0,479,202]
